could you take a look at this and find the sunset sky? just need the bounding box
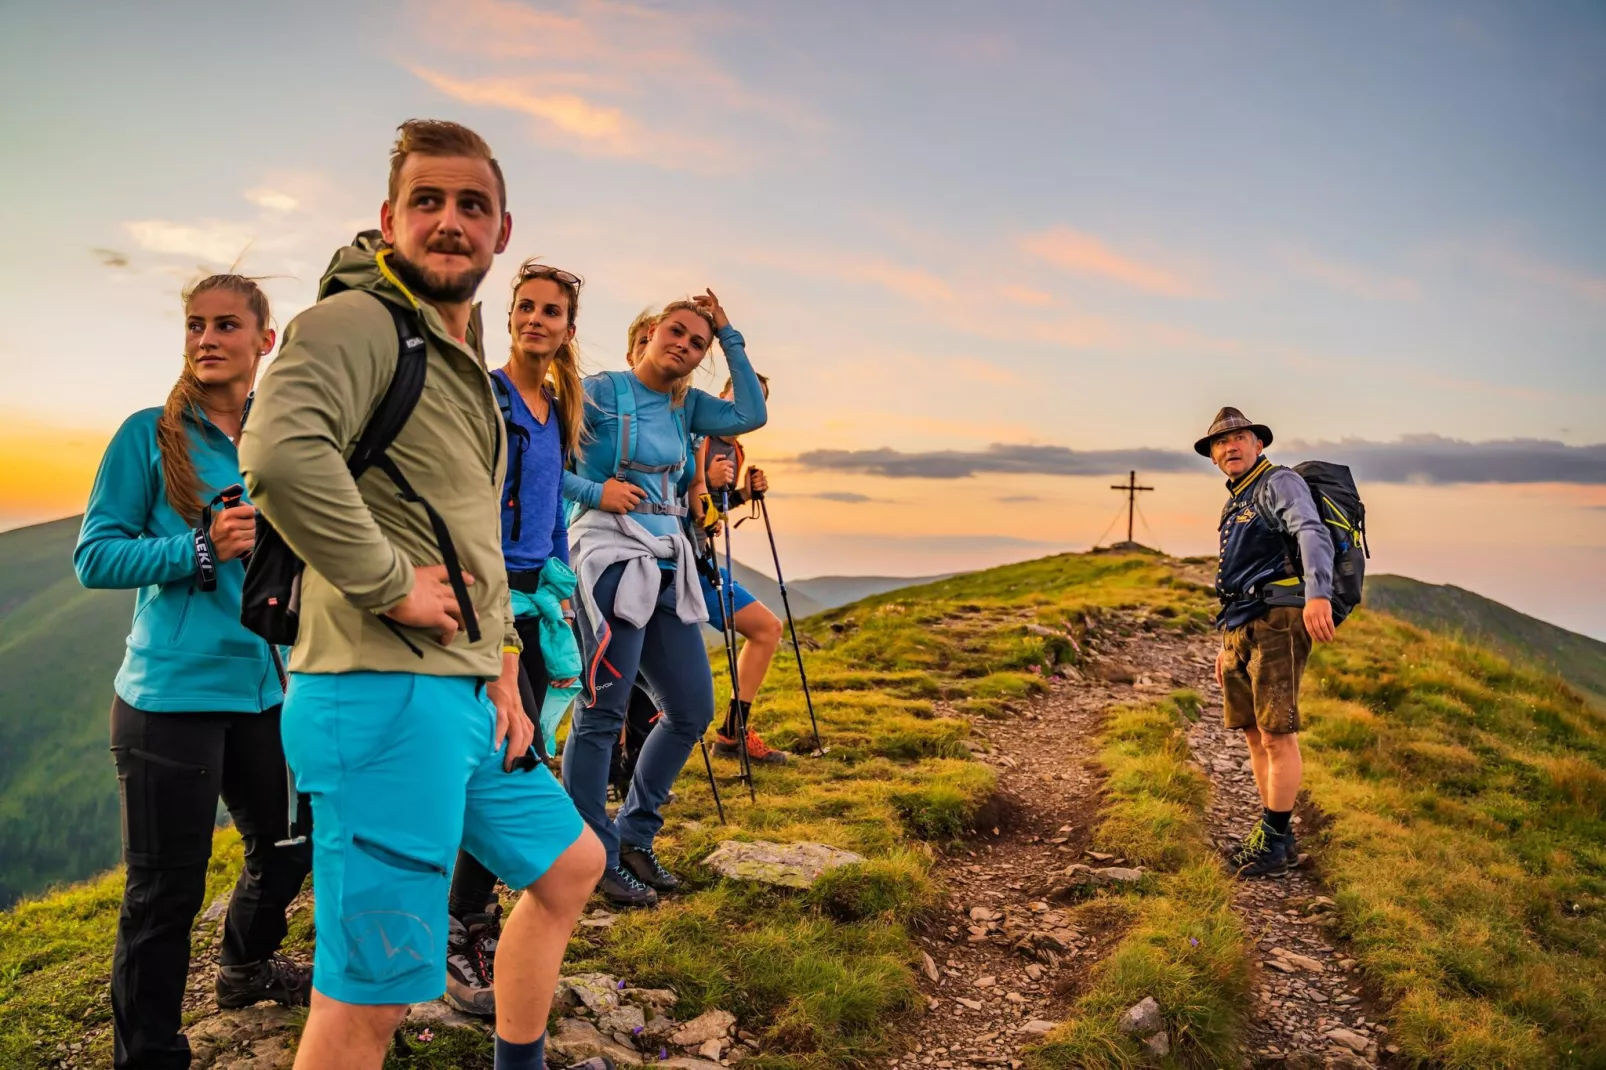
[2,1,1603,635]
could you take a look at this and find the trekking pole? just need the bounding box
[718,489,756,801]
[755,494,825,756]
[222,484,309,849]
[698,738,726,824]
[700,528,749,804]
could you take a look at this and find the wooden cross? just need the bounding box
[1110,470,1154,545]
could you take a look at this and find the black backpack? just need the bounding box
[240,297,480,653]
[1263,460,1369,625]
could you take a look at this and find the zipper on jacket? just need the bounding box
[169,587,194,644]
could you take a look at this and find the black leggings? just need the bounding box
[110,698,310,1070]
[449,620,550,917]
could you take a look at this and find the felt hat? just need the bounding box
[1194,406,1273,457]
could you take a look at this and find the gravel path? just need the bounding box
[889,609,1217,1069]
[1189,664,1401,1070]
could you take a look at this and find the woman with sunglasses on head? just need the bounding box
[442,259,593,1019]
[75,274,310,1070]
[564,290,767,908]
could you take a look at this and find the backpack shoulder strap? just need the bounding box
[348,299,427,481]
[603,370,637,476]
[346,298,480,646]
[490,370,514,422]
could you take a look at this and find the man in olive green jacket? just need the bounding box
[240,120,603,1070]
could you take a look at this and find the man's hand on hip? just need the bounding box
[384,564,475,645]
[488,651,535,771]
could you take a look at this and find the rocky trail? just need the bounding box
[888,610,1215,1069]
[1189,706,1400,1069]
[891,608,1397,1070]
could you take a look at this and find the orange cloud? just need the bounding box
[411,68,634,149]
[1280,249,1419,301]
[1018,226,1205,297]
[998,284,1056,307]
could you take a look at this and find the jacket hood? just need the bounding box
[316,230,412,306]
[316,230,487,348]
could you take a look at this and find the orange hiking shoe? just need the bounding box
[714,729,789,764]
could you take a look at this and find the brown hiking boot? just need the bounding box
[713,729,788,764]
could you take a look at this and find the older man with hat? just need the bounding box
[1197,406,1336,877]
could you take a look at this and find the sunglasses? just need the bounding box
[515,259,583,289]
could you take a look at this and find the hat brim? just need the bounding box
[1195,424,1273,458]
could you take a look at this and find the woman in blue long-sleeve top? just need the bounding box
[442,259,592,1019]
[564,290,767,908]
[74,274,310,1070]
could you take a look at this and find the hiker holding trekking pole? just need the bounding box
[563,291,767,908]
[75,274,311,1070]
[686,378,792,765]
[1199,407,1367,878]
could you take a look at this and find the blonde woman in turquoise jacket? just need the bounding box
[75,275,310,1070]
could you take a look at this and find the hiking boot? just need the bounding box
[444,907,501,1018]
[1229,822,1291,878]
[215,952,311,1009]
[619,843,681,893]
[598,864,658,909]
[713,729,789,764]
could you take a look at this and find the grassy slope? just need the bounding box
[7,550,1604,1068]
[1302,610,1606,1068]
[1,551,1211,1070]
[1364,574,1606,704]
[0,516,128,907]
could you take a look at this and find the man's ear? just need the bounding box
[379,199,397,245]
[495,212,512,256]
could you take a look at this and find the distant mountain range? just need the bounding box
[0,516,948,906]
[1364,574,1606,705]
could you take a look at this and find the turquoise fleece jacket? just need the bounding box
[75,407,283,713]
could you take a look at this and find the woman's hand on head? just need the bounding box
[693,289,730,331]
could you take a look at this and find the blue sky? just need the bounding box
[2,0,1604,634]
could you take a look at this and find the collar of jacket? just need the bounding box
[1226,456,1273,498]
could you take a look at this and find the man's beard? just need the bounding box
[387,247,489,305]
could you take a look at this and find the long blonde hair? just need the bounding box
[653,300,719,409]
[159,275,270,523]
[509,264,584,458]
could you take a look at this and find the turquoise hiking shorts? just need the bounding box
[281,671,584,1005]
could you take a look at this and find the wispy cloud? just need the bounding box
[1288,435,1606,485]
[411,67,638,156]
[123,220,260,265]
[777,491,886,504]
[1279,249,1419,301]
[996,494,1041,502]
[795,444,1198,480]
[1493,250,1606,307]
[1018,226,1206,297]
[92,248,130,269]
[797,436,1606,485]
[244,188,301,213]
[408,0,823,168]
[998,284,1056,307]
